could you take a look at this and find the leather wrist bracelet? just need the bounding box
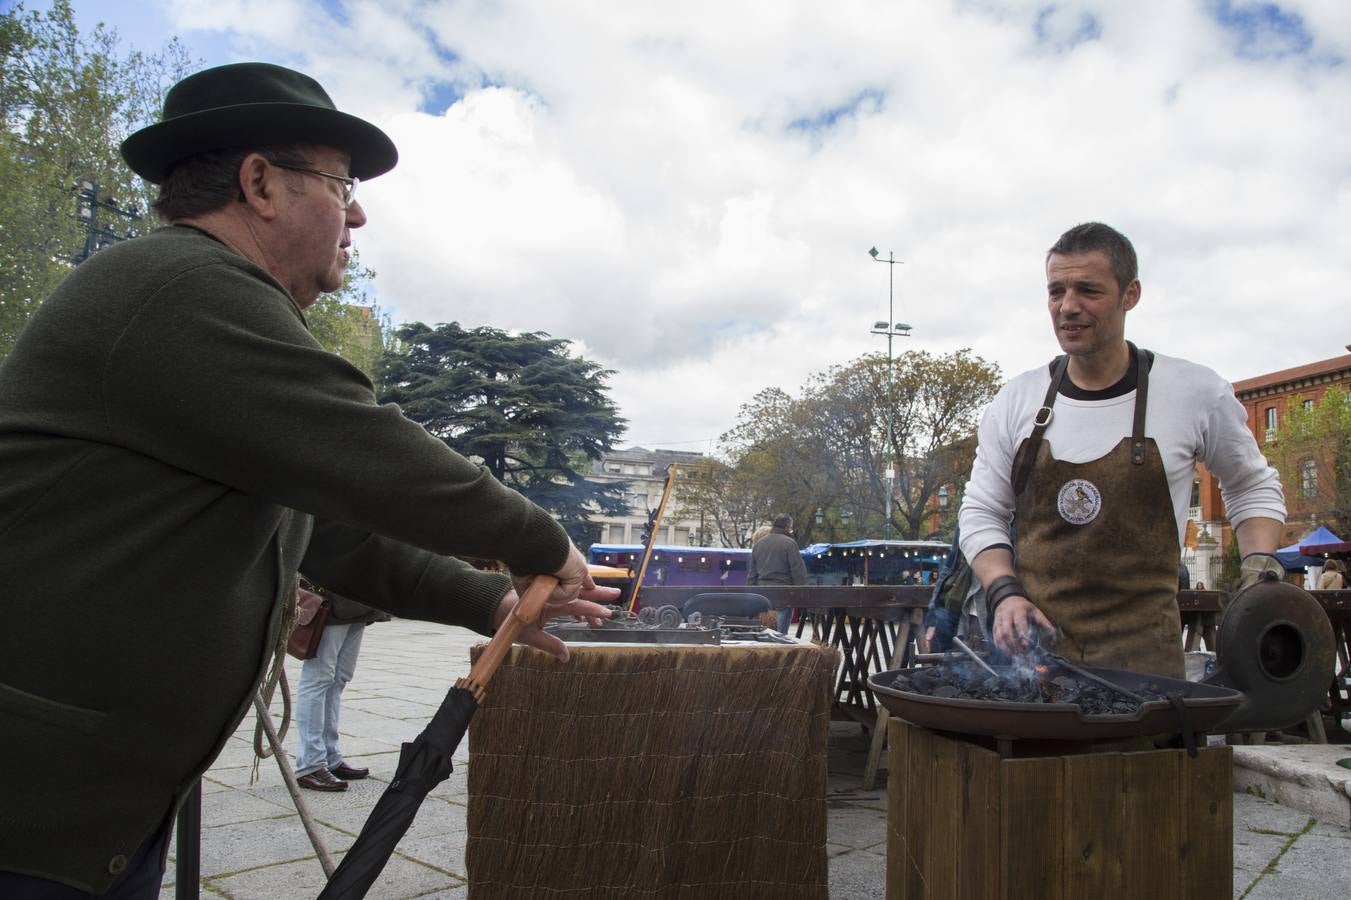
[984,575,1027,628]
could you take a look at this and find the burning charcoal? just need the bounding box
[910,670,939,691]
[931,685,962,699]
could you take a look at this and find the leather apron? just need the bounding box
[1010,347,1185,678]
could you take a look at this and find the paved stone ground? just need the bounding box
[160,619,1350,898]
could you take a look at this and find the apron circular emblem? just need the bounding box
[1057,479,1102,525]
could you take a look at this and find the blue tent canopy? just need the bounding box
[1275,525,1343,569]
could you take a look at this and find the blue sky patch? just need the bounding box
[317,0,350,28]
[1208,1,1313,60]
[786,88,885,137]
[419,80,465,115]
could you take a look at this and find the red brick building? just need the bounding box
[1192,345,1351,581]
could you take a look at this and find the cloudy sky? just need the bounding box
[52,0,1351,451]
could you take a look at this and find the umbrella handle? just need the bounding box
[456,574,559,700]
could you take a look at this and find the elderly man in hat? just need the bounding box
[0,63,614,897]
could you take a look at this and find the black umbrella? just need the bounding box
[316,575,557,900]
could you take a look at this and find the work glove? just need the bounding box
[1238,552,1285,591]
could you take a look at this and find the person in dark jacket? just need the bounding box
[0,63,615,897]
[294,589,392,791]
[748,514,808,633]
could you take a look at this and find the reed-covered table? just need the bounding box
[465,640,839,899]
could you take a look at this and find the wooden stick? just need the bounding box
[252,691,336,878]
[863,607,923,790]
[628,465,679,611]
[456,575,559,700]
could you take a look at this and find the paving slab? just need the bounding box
[193,816,355,877]
[207,852,463,900]
[825,805,887,851]
[242,778,394,835]
[394,827,470,874]
[827,845,886,899]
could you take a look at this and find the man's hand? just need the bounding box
[512,542,618,608]
[492,587,615,663]
[501,542,620,661]
[992,596,1055,656]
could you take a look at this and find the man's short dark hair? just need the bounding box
[151,145,314,222]
[1047,222,1138,293]
[772,513,793,530]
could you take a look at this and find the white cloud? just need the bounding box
[93,0,1351,447]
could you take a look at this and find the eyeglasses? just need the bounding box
[272,164,358,208]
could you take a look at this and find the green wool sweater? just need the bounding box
[0,226,569,892]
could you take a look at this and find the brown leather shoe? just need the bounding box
[331,762,369,780]
[297,768,348,791]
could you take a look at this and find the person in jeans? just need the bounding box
[294,590,389,791]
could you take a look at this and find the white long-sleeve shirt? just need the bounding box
[959,351,1285,562]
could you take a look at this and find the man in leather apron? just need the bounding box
[958,223,1286,677]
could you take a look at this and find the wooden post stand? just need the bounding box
[885,719,1232,900]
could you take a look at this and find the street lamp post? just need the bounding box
[868,247,911,541]
[73,179,142,263]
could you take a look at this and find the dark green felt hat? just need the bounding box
[121,62,397,183]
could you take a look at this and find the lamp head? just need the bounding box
[869,247,879,259]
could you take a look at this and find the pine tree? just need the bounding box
[376,322,629,544]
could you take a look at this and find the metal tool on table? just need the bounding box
[545,603,722,645]
[544,602,798,645]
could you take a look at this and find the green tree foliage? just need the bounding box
[811,351,994,539]
[674,438,796,548]
[714,387,837,546]
[304,252,392,380]
[376,322,629,544]
[1266,386,1351,535]
[0,1,192,357]
[711,348,1002,542]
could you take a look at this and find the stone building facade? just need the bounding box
[586,446,710,546]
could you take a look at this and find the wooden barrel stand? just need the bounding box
[885,719,1233,900]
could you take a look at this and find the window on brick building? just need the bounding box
[1264,407,1278,440]
[1303,399,1314,413]
[1300,459,1317,498]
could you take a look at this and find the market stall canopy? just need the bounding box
[804,539,950,561]
[1299,537,1351,560]
[1276,525,1343,569]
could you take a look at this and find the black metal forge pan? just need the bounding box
[869,664,1243,741]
